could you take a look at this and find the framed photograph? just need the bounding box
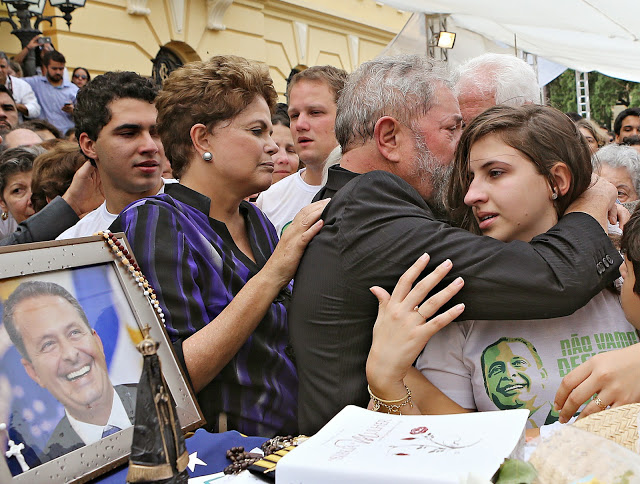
[0,234,204,483]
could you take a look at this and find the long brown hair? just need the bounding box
[448,104,592,233]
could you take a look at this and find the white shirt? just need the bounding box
[57,180,175,240]
[255,168,322,236]
[66,387,132,445]
[5,75,41,120]
[416,290,636,429]
[56,200,118,240]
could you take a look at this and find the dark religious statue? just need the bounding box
[126,326,188,483]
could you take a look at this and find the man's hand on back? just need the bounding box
[566,174,618,231]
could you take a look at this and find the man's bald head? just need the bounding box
[3,128,43,149]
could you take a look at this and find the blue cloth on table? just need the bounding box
[95,430,268,482]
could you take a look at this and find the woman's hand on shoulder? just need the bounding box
[366,253,465,401]
[62,161,104,217]
[554,343,640,423]
[266,198,329,287]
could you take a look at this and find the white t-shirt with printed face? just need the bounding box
[416,289,637,428]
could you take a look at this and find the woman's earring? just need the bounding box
[1,212,7,221]
[551,190,558,200]
[202,152,213,162]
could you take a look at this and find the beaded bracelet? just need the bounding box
[97,230,165,324]
[368,384,413,414]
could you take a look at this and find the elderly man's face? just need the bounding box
[457,86,496,126]
[404,85,463,203]
[17,295,113,422]
[599,164,639,203]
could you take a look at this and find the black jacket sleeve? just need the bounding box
[342,171,621,320]
[0,197,79,246]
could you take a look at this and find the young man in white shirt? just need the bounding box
[58,71,170,240]
[256,66,347,236]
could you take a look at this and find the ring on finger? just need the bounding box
[413,305,427,320]
[593,395,607,411]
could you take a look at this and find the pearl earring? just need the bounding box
[551,191,558,200]
[202,152,213,162]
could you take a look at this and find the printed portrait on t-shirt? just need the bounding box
[480,337,559,425]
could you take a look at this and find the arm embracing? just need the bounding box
[348,172,621,321]
[120,198,328,393]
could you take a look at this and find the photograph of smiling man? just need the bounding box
[0,265,142,470]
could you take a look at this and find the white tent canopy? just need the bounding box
[378,12,567,87]
[376,1,640,83]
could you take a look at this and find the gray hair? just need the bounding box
[335,54,451,152]
[455,53,540,106]
[592,144,640,195]
[0,52,8,62]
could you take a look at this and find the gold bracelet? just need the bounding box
[368,384,413,414]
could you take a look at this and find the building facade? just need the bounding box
[1,0,409,99]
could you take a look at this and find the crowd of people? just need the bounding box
[1,40,640,462]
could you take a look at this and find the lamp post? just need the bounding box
[0,0,86,48]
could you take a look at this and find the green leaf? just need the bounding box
[492,458,537,484]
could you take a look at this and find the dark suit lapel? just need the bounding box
[115,384,138,424]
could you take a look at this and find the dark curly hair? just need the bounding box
[74,71,158,143]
